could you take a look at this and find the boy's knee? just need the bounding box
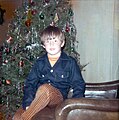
[36,84,51,97]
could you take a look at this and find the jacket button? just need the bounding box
[50,69,53,73]
[42,75,45,77]
[61,75,64,78]
[48,80,51,85]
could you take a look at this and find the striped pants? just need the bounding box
[13,84,63,120]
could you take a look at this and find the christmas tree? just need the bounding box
[0,0,82,118]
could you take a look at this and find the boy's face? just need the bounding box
[43,36,65,56]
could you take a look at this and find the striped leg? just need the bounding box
[21,84,63,120]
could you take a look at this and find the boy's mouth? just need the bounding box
[50,48,55,51]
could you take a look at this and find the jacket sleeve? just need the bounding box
[22,61,39,110]
[70,58,85,98]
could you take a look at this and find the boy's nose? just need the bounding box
[50,41,54,46]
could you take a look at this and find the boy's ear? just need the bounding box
[61,41,65,47]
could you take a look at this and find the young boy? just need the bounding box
[14,26,85,120]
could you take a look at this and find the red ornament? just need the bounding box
[6,79,11,85]
[31,10,37,15]
[18,60,24,67]
[65,22,70,32]
[3,59,8,64]
[25,19,31,27]
[65,26,70,32]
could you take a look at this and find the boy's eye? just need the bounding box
[46,40,50,43]
[54,40,57,42]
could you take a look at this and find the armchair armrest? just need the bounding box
[55,98,119,120]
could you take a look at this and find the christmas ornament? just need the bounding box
[6,36,13,44]
[27,9,32,19]
[71,47,75,52]
[0,112,5,120]
[31,10,37,15]
[25,19,31,27]
[3,59,8,64]
[54,13,59,23]
[18,60,24,67]
[39,13,44,20]
[6,79,11,85]
[65,24,70,32]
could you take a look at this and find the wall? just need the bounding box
[72,0,119,82]
[0,0,22,46]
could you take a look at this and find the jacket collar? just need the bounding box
[39,51,69,61]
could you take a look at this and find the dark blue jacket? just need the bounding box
[22,51,85,109]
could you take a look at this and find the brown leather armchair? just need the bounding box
[55,80,119,120]
[14,80,119,120]
[55,98,119,120]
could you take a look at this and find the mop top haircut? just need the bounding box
[40,26,65,45]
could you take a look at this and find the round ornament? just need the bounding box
[6,79,11,85]
[3,59,8,64]
[65,26,70,32]
[0,112,5,120]
[31,9,37,15]
[39,13,44,20]
[71,47,75,52]
[25,19,31,27]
